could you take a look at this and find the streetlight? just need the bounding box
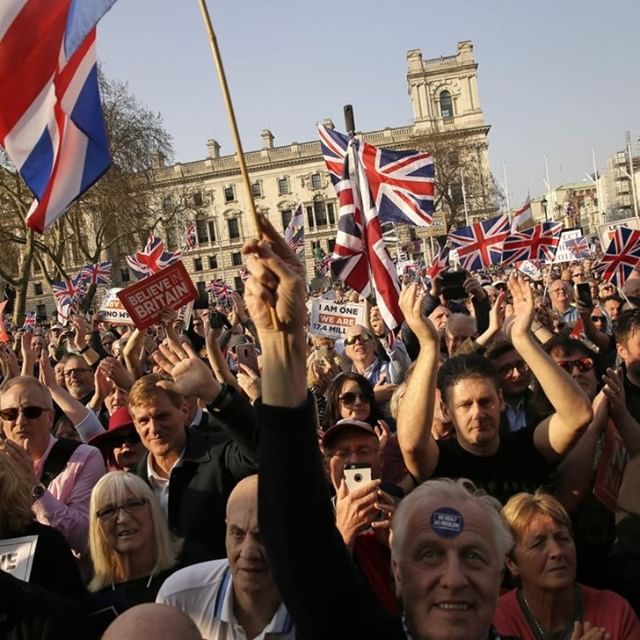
[541,196,548,222]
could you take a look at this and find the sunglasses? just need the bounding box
[63,367,92,377]
[344,333,372,346]
[591,316,605,323]
[111,432,141,448]
[0,406,49,421]
[96,498,148,521]
[556,357,594,374]
[339,391,368,406]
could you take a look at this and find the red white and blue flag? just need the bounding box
[314,255,333,277]
[0,0,118,232]
[284,204,305,255]
[565,236,591,259]
[511,198,533,229]
[331,139,402,330]
[185,223,197,250]
[208,278,232,307]
[318,124,349,188]
[22,312,36,331]
[80,260,111,285]
[592,227,640,288]
[427,244,450,281]
[448,214,511,271]
[125,235,180,280]
[52,272,85,306]
[501,222,562,265]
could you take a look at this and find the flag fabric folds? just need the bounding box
[331,139,403,330]
[125,235,180,281]
[208,279,232,307]
[318,124,349,188]
[511,199,532,229]
[592,227,640,288]
[448,214,511,271]
[501,222,562,265]
[427,244,450,281]
[80,260,111,285]
[52,272,85,307]
[185,223,197,250]
[284,204,305,255]
[22,312,36,330]
[0,0,118,232]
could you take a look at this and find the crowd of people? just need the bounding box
[0,216,639,639]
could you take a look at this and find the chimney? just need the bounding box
[207,139,221,159]
[151,150,166,168]
[261,129,275,150]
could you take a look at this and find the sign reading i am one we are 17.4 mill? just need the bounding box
[117,261,198,329]
[309,298,367,338]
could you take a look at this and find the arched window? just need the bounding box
[439,90,453,119]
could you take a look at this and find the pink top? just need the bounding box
[32,435,106,555]
[494,584,640,640]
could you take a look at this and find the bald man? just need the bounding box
[157,475,294,639]
[102,604,201,640]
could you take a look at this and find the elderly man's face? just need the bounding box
[344,325,375,365]
[324,429,382,490]
[393,497,503,640]
[445,318,475,357]
[62,356,95,400]
[604,299,621,322]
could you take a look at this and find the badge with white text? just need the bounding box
[431,507,464,538]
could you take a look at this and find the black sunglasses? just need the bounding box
[110,432,141,448]
[339,391,368,406]
[591,316,605,323]
[344,333,372,346]
[0,406,49,421]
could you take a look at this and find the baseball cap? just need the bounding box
[322,419,377,448]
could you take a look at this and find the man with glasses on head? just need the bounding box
[0,376,105,558]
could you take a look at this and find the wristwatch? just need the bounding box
[31,484,46,501]
[79,344,90,354]
[208,384,234,412]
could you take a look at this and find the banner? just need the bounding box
[99,289,134,326]
[597,217,640,249]
[517,260,542,280]
[553,229,584,263]
[0,535,38,582]
[309,299,366,338]
[117,261,198,330]
[593,421,629,513]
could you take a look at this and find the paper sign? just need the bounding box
[117,261,198,330]
[0,299,10,343]
[517,260,542,280]
[0,535,38,582]
[100,288,134,326]
[597,217,640,250]
[593,421,629,513]
[309,298,366,338]
[177,300,194,332]
[553,229,584,263]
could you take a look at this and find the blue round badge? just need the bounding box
[431,507,464,538]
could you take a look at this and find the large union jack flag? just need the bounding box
[208,278,233,307]
[359,139,434,227]
[331,139,402,330]
[318,124,349,187]
[0,0,118,232]
[592,227,640,287]
[125,235,180,280]
[448,214,511,271]
[80,260,111,285]
[52,272,85,306]
[427,244,450,280]
[501,222,562,265]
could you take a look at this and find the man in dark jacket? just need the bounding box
[131,339,258,558]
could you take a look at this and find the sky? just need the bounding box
[99,0,640,207]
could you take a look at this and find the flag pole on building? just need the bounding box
[503,162,511,222]
[197,0,261,238]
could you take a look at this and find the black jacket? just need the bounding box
[136,387,258,558]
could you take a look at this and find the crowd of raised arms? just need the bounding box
[1,217,640,639]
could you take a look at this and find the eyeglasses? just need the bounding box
[63,367,92,377]
[96,498,148,521]
[339,391,368,406]
[556,357,594,374]
[591,316,605,323]
[111,432,141,448]
[344,333,372,346]
[0,406,49,421]
[497,361,528,376]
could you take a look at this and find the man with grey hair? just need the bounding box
[445,313,478,357]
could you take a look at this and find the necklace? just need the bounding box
[517,586,583,640]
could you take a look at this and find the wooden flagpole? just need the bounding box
[197,0,261,238]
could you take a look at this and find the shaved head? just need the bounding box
[102,604,201,640]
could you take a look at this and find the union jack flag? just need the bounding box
[185,223,197,250]
[0,0,118,232]
[359,139,434,227]
[80,260,112,285]
[511,199,532,229]
[427,244,450,280]
[592,227,640,287]
[126,235,181,280]
[314,255,333,276]
[565,236,591,259]
[239,266,251,283]
[52,273,85,306]
[284,204,305,255]
[208,278,233,307]
[448,214,511,271]
[331,139,402,330]
[318,124,349,187]
[22,312,36,331]
[501,222,562,265]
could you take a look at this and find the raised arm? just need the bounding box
[396,283,441,481]
[507,275,593,462]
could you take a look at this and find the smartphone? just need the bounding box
[236,343,259,373]
[441,271,467,300]
[315,346,329,361]
[576,283,593,308]
[209,311,231,330]
[343,463,372,492]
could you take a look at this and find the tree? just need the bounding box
[0,70,198,322]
